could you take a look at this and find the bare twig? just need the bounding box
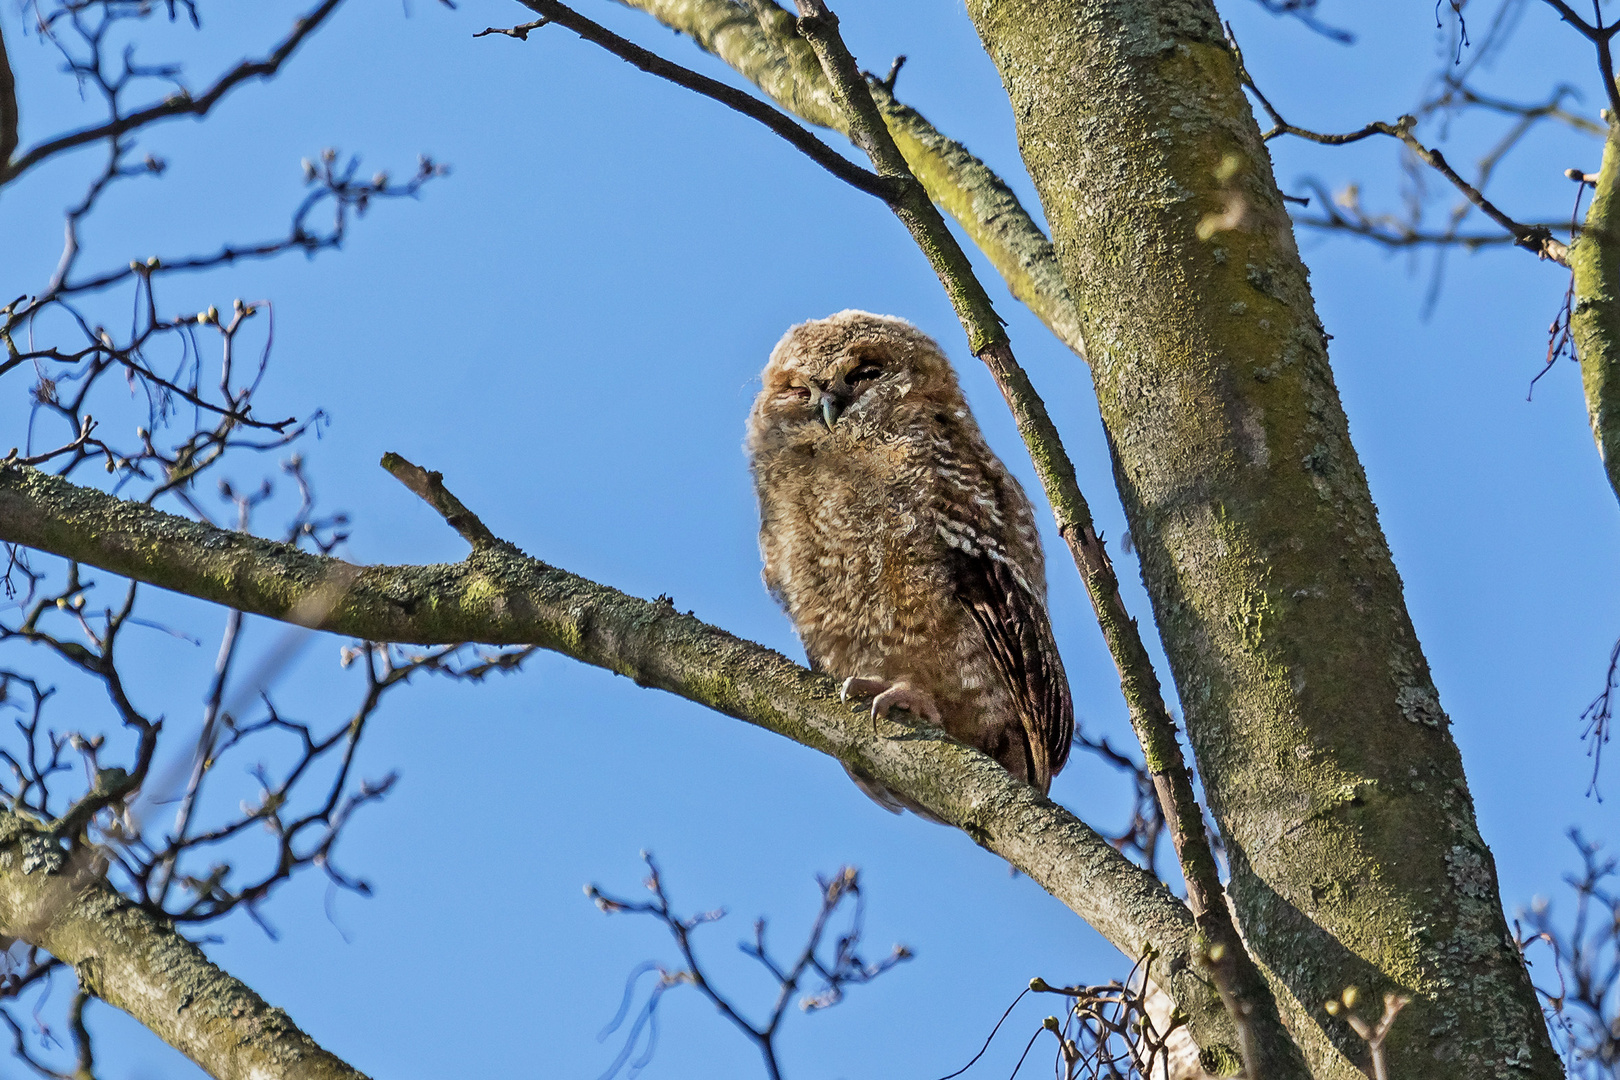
[380,452,501,550]
[938,960,1187,1080]
[1229,26,1571,265]
[1516,831,1620,1077]
[1326,989,1412,1080]
[587,854,910,1080]
[2,0,350,186]
[1580,636,1618,798]
[474,18,550,39]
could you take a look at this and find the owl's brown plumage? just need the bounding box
[746,310,1072,814]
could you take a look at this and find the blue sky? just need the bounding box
[1,1,1616,1077]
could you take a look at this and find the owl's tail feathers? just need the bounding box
[845,764,950,825]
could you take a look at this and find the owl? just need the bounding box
[746,310,1072,815]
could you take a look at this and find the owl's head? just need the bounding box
[748,311,965,451]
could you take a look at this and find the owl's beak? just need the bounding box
[820,394,844,430]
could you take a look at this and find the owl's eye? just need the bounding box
[846,364,883,386]
[783,386,812,403]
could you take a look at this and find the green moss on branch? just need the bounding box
[1571,128,1620,508]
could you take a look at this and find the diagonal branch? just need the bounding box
[1538,0,1620,119]
[499,1,897,202]
[0,811,368,1080]
[0,460,1243,1065]
[0,0,348,187]
[608,0,1086,358]
[380,452,500,550]
[786,4,1300,1075]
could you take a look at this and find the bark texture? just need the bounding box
[1571,127,1620,508]
[0,462,1245,1064]
[0,812,368,1080]
[964,2,1560,1077]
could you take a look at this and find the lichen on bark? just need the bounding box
[1571,126,1620,508]
[0,810,368,1080]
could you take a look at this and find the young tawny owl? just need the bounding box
[747,310,1073,815]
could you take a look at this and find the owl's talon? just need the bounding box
[840,676,889,704]
[840,676,942,729]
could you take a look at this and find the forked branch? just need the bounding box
[1229,28,1571,265]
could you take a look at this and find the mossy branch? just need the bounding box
[0,460,1243,1063]
[1571,127,1620,509]
[0,811,367,1080]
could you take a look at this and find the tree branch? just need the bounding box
[608,0,1086,358]
[501,0,897,202]
[0,461,1244,1064]
[380,452,500,550]
[0,0,348,187]
[1231,30,1572,265]
[1570,127,1620,508]
[0,811,368,1080]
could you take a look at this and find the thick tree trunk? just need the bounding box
[965,2,1560,1077]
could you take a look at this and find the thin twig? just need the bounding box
[380,452,501,550]
[2,0,350,186]
[1229,24,1572,265]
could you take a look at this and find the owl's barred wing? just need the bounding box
[950,548,1074,789]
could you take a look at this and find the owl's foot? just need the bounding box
[839,676,942,729]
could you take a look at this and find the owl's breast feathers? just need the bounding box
[748,310,1073,797]
[758,414,1072,791]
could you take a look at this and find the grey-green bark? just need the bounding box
[1571,127,1620,508]
[0,811,368,1080]
[965,2,1560,1077]
[613,0,1086,357]
[0,461,1245,1063]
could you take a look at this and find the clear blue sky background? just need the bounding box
[1,1,1616,1077]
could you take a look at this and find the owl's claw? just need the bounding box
[839,676,942,730]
